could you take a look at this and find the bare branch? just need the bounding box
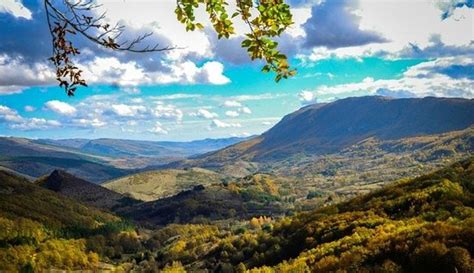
[44,0,179,95]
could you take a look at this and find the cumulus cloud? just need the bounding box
[309,56,474,98]
[0,0,32,19]
[190,109,219,119]
[210,119,242,129]
[0,0,231,94]
[152,103,183,122]
[111,104,147,117]
[0,105,23,122]
[1,105,60,130]
[230,93,279,101]
[10,118,61,130]
[78,57,230,87]
[72,118,106,129]
[148,121,168,135]
[24,105,35,112]
[231,132,251,137]
[436,0,473,19]
[225,107,251,117]
[303,0,387,49]
[121,87,141,94]
[222,100,242,107]
[240,107,252,114]
[45,100,77,116]
[0,55,55,94]
[298,1,474,62]
[151,94,202,100]
[225,110,240,117]
[298,90,318,105]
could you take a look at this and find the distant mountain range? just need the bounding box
[35,137,249,158]
[0,136,248,182]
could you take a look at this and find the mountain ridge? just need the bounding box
[187,96,474,164]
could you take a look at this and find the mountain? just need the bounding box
[117,174,286,227]
[0,169,136,272]
[0,137,130,183]
[0,136,248,183]
[36,170,139,210]
[192,96,474,162]
[103,167,226,201]
[0,169,120,230]
[35,136,249,159]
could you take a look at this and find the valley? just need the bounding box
[0,96,473,272]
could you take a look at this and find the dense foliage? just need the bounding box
[138,158,474,272]
[1,157,472,272]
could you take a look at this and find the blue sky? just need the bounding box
[0,0,473,141]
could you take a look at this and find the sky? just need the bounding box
[0,0,473,141]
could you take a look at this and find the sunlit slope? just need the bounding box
[152,158,474,272]
[103,167,225,201]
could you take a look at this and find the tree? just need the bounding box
[43,0,296,96]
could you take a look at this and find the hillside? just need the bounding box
[142,157,474,272]
[0,169,139,272]
[2,158,473,271]
[36,170,139,210]
[116,174,286,227]
[188,96,474,163]
[0,137,130,183]
[0,136,248,183]
[0,170,120,230]
[103,167,226,201]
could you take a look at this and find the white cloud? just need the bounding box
[10,118,61,130]
[231,132,251,137]
[225,110,240,117]
[298,90,318,105]
[0,55,55,95]
[230,93,278,101]
[298,1,474,61]
[154,61,230,85]
[0,0,32,19]
[196,61,231,85]
[111,104,147,117]
[152,103,183,122]
[311,56,474,98]
[210,119,242,129]
[130,98,144,103]
[151,93,202,100]
[98,0,212,60]
[240,107,252,114]
[222,100,242,107]
[45,100,77,116]
[72,118,106,128]
[80,57,230,87]
[24,105,35,112]
[148,121,168,135]
[0,105,23,122]
[191,108,219,119]
[122,87,141,94]
[1,105,61,130]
